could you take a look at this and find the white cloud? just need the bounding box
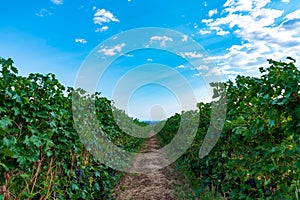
[123,54,134,57]
[284,9,300,20]
[180,51,203,58]
[98,43,125,56]
[223,0,253,13]
[211,27,230,36]
[201,0,300,72]
[193,67,221,77]
[93,8,119,25]
[92,6,97,10]
[192,73,202,77]
[50,0,63,5]
[199,29,212,35]
[281,0,290,3]
[228,75,236,80]
[147,58,153,62]
[195,65,209,70]
[217,30,230,36]
[35,8,52,17]
[205,67,220,77]
[208,9,218,17]
[201,19,213,23]
[182,35,188,42]
[95,26,109,32]
[75,38,87,44]
[176,65,186,69]
[147,36,173,47]
[219,66,241,75]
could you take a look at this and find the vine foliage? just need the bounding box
[157,57,300,199]
[0,57,145,199]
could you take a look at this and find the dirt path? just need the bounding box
[113,136,196,200]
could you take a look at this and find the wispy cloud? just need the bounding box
[93,8,119,25]
[205,67,220,77]
[195,65,209,71]
[35,8,52,17]
[123,53,134,57]
[95,26,109,32]
[201,0,300,73]
[146,36,173,47]
[192,73,202,77]
[208,9,218,17]
[194,23,198,29]
[176,65,187,69]
[199,29,211,35]
[50,0,63,5]
[228,75,236,81]
[75,38,87,44]
[210,26,230,36]
[193,65,221,77]
[180,51,203,58]
[182,35,188,42]
[98,43,125,56]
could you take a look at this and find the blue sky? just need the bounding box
[1,0,299,120]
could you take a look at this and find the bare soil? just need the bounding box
[113,136,196,200]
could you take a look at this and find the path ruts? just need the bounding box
[113,136,195,200]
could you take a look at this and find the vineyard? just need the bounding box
[0,57,146,199]
[156,58,300,199]
[0,57,300,199]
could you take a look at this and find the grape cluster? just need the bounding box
[50,191,59,200]
[245,178,257,189]
[263,183,277,196]
[219,173,226,181]
[75,169,83,181]
[31,192,41,200]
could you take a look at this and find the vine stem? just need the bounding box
[45,157,54,199]
[30,154,45,194]
[65,149,75,191]
[3,172,10,200]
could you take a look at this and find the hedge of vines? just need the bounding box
[157,58,300,199]
[0,58,146,199]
